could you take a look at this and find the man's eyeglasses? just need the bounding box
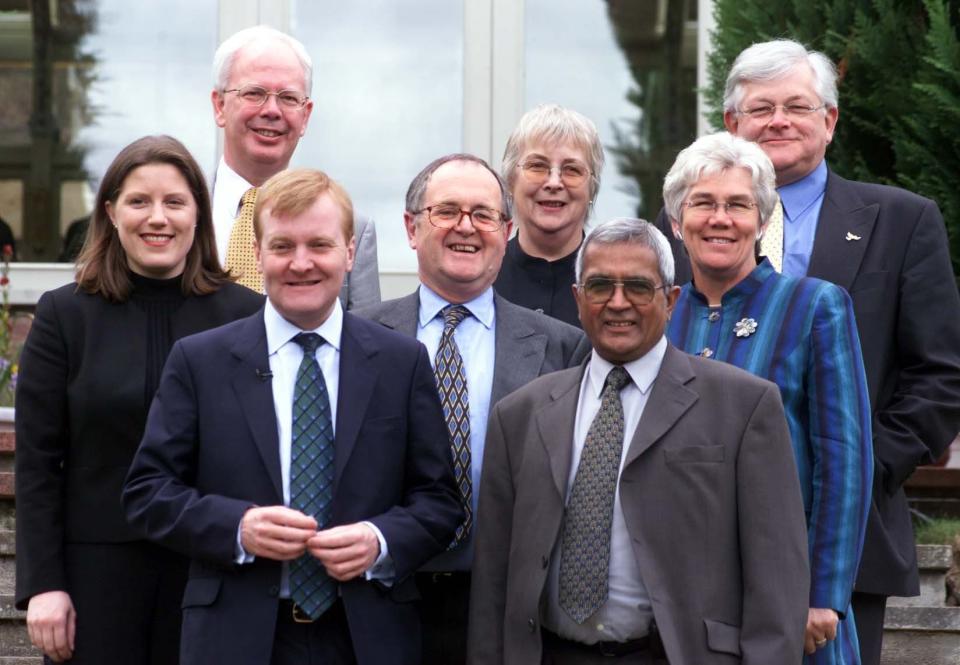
[518,159,592,187]
[578,277,667,306]
[737,103,825,121]
[414,204,506,232]
[684,199,757,220]
[223,85,309,109]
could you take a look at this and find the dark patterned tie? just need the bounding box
[559,365,631,623]
[289,332,337,619]
[434,305,472,546]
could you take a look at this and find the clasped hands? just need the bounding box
[240,505,380,581]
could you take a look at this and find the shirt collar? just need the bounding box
[264,298,344,355]
[586,335,667,398]
[777,159,827,221]
[686,259,776,306]
[213,157,255,218]
[417,284,495,330]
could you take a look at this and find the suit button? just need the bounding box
[541,555,549,569]
[528,618,536,632]
[268,585,280,597]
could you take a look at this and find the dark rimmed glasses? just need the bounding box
[578,277,667,306]
[414,204,506,232]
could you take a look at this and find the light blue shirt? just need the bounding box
[416,284,496,572]
[542,337,665,643]
[779,159,828,277]
[236,299,391,593]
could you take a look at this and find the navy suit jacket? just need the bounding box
[123,308,462,665]
[657,169,960,596]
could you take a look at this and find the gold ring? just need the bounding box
[815,638,827,647]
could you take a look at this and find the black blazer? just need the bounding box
[657,169,960,596]
[14,280,263,608]
[122,310,461,665]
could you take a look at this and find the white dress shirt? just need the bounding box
[237,299,390,594]
[415,284,495,572]
[542,336,667,644]
[211,158,253,266]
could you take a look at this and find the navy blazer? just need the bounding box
[123,309,462,665]
[657,169,960,596]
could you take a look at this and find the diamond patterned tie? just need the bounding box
[559,365,631,624]
[434,305,472,547]
[225,187,264,292]
[289,332,337,619]
[759,195,784,272]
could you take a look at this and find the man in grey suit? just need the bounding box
[209,25,380,307]
[356,153,589,665]
[468,218,809,665]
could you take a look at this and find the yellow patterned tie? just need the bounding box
[759,196,784,272]
[225,187,263,292]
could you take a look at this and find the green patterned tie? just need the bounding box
[434,305,472,547]
[559,365,631,623]
[289,332,336,619]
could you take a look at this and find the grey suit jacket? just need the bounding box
[354,289,590,405]
[468,345,810,665]
[339,214,381,310]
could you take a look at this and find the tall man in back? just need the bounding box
[210,25,380,307]
[124,168,461,665]
[657,39,960,664]
[357,153,590,664]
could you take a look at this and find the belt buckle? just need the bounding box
[291,602,315,624]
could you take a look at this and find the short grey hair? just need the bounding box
[723,39,838,114]
[662,132,778,230]
[575,218,675,287]
[405,153,512,220]
[501,104,605,204]
[213,26,313,95]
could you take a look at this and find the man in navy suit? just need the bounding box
[656,39,960,665]
[124,168,461,665]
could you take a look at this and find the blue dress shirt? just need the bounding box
[780,159,828,277]
[416,284,496,572]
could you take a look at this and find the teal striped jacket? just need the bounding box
[668,259,873,665]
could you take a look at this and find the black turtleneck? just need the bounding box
[129,272,188,408]
[493,235,581,328]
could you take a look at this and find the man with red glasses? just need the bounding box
[357,153,589,665]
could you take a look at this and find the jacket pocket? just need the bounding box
[664,445,725,464]
[181,577,222,609]
[704,618,741,656]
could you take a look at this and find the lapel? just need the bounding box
[623,345,699,468]
[333,313,379,488]
[229,310,284,501]
[534,362,588,500]
[369,291,420,336]
[491,295,549,404]
[807,170,879,290]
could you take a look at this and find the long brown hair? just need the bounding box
[76,135,231,301]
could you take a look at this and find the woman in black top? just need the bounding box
[15,135,263,663]
[494,104,605,328]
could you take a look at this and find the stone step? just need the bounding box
[889,544,954,608]
[882,606,960,665]
[0,620,40,662]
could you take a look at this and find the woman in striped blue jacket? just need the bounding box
[664,131,872,665]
